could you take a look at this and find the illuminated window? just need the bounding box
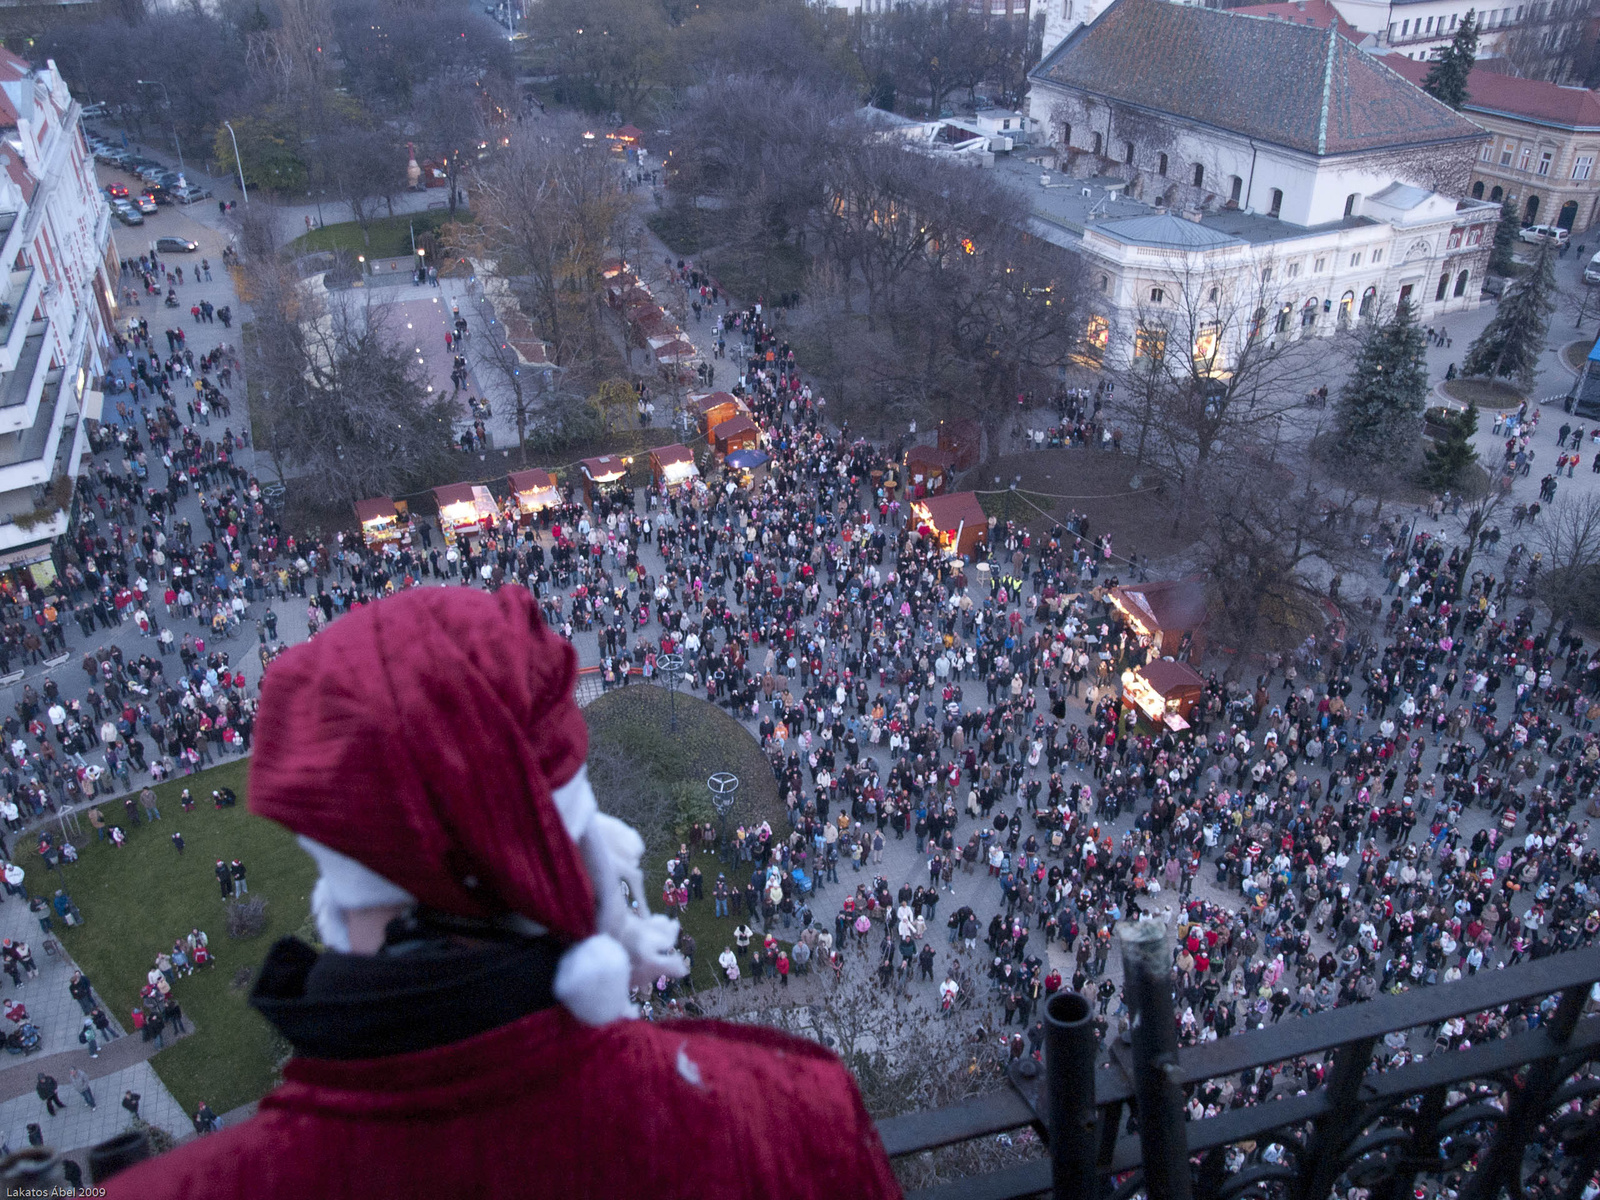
[1193,322,1220,363]
[1134,327,1167,361]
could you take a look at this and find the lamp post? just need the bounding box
[708,772,739,863]
[135,80,184,180]
[222,121,248,204]
[656,651,683,733]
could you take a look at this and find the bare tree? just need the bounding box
[472,118,632,355]
[1532,492,1600,630]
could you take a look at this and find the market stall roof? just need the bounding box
[1110,578,1209,634]
[652,444,696,468]
[610,124,644,143]
[580,455,629,483]
[653,339,698,364]
[725,448,769,470]
[1138,658,1205,695]
[916,491,987,532]
[354,496,397,524]
[508,468,556,494]
[712,414,759,440]
[693,390,742,415]
[906,443,958,471]
[432,482,479,509]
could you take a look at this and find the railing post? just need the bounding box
[1045,990,1099,1200]
[1118,919,1192,1200]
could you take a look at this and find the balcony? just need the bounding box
[0,374,62,494]
[0,267,38,378]
[880,929,1600,1200]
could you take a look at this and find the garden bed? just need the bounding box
[1440,378,1525,410]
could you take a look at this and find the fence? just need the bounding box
[879,927,1600,1200]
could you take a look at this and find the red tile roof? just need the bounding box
[1385,54,1600,128]
[1233,0,1357,36]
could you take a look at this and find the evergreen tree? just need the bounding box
[1422,11,1479,109]
[1336,298,1430,466]
[1422,401,1480,490]
[1488,196,1518,275]
[1463,238,1556,390]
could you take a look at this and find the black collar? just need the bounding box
[250,929,563,1060]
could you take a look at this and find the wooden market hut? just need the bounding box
[650,443,700,489]
[693,391,746,443]
[904,443,959,498]
[508,469,561,521]
[354,495,407,548]
[1108,578,1209,663]
[578,455,630,506]
[713,413,760,457]
[1120,658,1205,730]
[433,483,501,544]
[909,491,988,560]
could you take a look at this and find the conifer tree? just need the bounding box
[1464,238,1556,390]
[1422,401,1480,490]
[1422,11,1478,109]
[1489,196,1518,275]
[1336,298,1429,467]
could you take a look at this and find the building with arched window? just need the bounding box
[1385,55,1600,236]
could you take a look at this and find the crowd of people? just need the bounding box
[0,244,1594,1173]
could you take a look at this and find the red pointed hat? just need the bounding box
[248,587,594,942]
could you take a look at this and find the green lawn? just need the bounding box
[289,208,463,260]
[29,761,315,1116]
[584,686,788,990]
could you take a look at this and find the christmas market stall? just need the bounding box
[650,443,700,491]
[909,491,988,560]
[579,455,631,507]
[724,447,769,487]
[433,483,501,545]
[1120,658,1204,731]
[354,496,409,549]
[693,391,747,443]
[712,413,760,458]
[1108,578,1209,663]
[904,443,958,499]
[508,469,561,523]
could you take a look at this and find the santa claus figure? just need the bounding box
[107,588,900,1200]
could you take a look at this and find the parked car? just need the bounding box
[171,183,212,204]
[135,163,168,183]
[155,236,197,253]
[112,203,143,227]
[1584,250,1600,285]
[141,185,172,206]
[134,194,157,214]
[1518,223,1570,246]
[104,181,128,200]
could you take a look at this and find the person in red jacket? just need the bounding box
[106,587,900,1200]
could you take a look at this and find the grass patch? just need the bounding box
[289,209,462,260]
[1564,339,1594,373]
[1441,378,1527,410]
[645,207,718,257]
[584,686,785,989]
[29,761,315,1116]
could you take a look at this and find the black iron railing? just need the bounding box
[879,930,1600,1200]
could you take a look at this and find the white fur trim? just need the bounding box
[551,766,597,842]
[298,837,416,954]
[553,933,636,1026]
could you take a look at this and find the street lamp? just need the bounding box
[135,80,184,180]
[656,651,684,732]
[222,120,248,204]
[708,772,739,863]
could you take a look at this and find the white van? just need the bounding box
[1585,250,1600,284]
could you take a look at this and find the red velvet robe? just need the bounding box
[106,1009,904,1200]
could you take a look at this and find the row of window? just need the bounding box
[1391,6,1522,40]
[1470,181,1581,227]
[1480,140,1589,179]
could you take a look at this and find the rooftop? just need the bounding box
[1032,0,1485,156]
[1384,54,1600,129]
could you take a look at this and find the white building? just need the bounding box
[1329,0,1594,62]
[0,50,117,580]
[1017,0,1496,365]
